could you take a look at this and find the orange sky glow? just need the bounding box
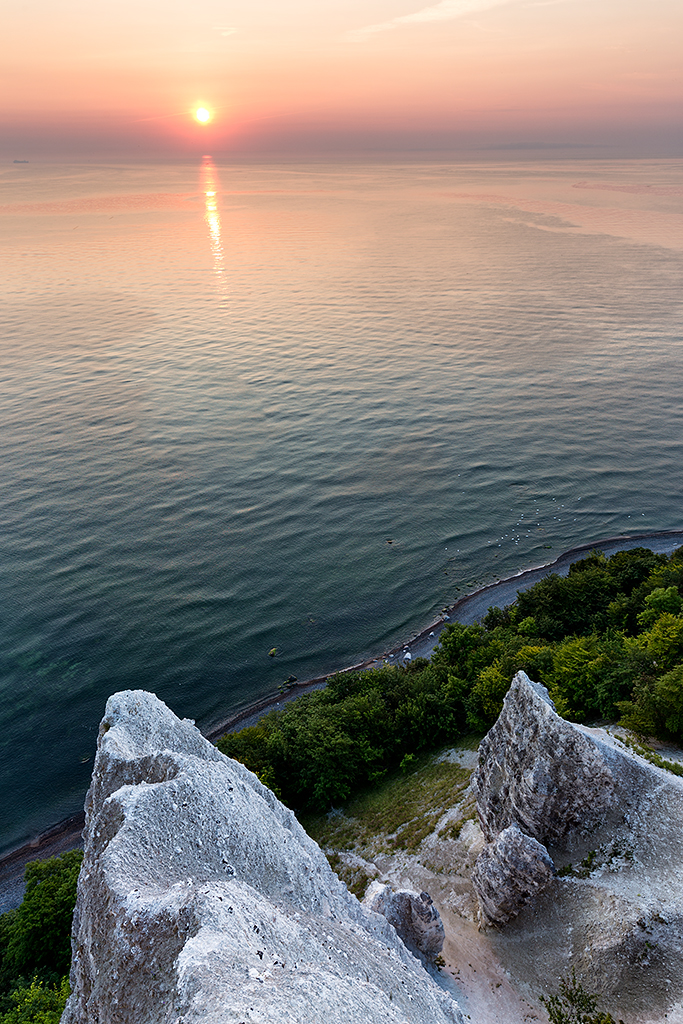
[1,0,681,158]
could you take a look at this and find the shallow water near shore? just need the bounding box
[1,157,683,856]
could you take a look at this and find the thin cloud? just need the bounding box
[348,0,515,40]
[213,26,238,37]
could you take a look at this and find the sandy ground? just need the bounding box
[350,749,552,1024]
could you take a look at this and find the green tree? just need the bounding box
[465,661,510,731]
[0,977,69,1024]
[545,636,606,720]
[515,564,612,639]
[544,632,638,721]
[0,851,82,989]
[636,587,683,629]
[431,622,494,680]
[655,663,683,738]
[636,613,683,671]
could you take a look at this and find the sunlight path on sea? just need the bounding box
[0,158,682,855]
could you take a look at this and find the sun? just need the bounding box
[195,107,212,124]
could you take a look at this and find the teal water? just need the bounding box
[1,158,682,854]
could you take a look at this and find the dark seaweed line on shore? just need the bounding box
[3,528,682,874]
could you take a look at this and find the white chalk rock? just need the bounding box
[61,690,465,1024]
[471,823,556,927]
[363,881,445,960]
[474,671,615,844]
[470,671,683,1017]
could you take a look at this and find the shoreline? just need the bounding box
[205,528,683,739]
[2,528,682,908]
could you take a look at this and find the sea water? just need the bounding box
[1,158,682,855]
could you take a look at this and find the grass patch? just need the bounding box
[620,734,683,777]
[392,813,443,853]
[303,749,473,857]
[454,733,484,752]
[438,804,477,842]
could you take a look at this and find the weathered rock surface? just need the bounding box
[474,671,615,844]
[470,670,683,1019]
[471,823,556,927]
[61,690,465,1024]
[363,881,445,960]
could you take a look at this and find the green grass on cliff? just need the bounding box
[301,743,477,900]
[302,754,471,856]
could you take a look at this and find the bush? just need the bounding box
[540,970,624,1024]
[0,850,82,998]
[0,977,69,1024]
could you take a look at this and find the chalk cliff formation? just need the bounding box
[362,881,445,961]
[61,691,465,1024]
[470,671,683,1017]
[475,672,615,845]
[471,671,615,927]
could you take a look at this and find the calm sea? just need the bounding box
[1,158,682,855]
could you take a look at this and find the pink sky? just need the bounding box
[2,0,681,158]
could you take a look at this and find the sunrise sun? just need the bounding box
[195,107,212,124]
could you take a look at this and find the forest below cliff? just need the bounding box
[219,545,683,811]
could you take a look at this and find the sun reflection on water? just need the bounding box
[200,156,225,294]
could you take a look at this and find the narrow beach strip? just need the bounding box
[2,528,682,909]
[205,529,683,739]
